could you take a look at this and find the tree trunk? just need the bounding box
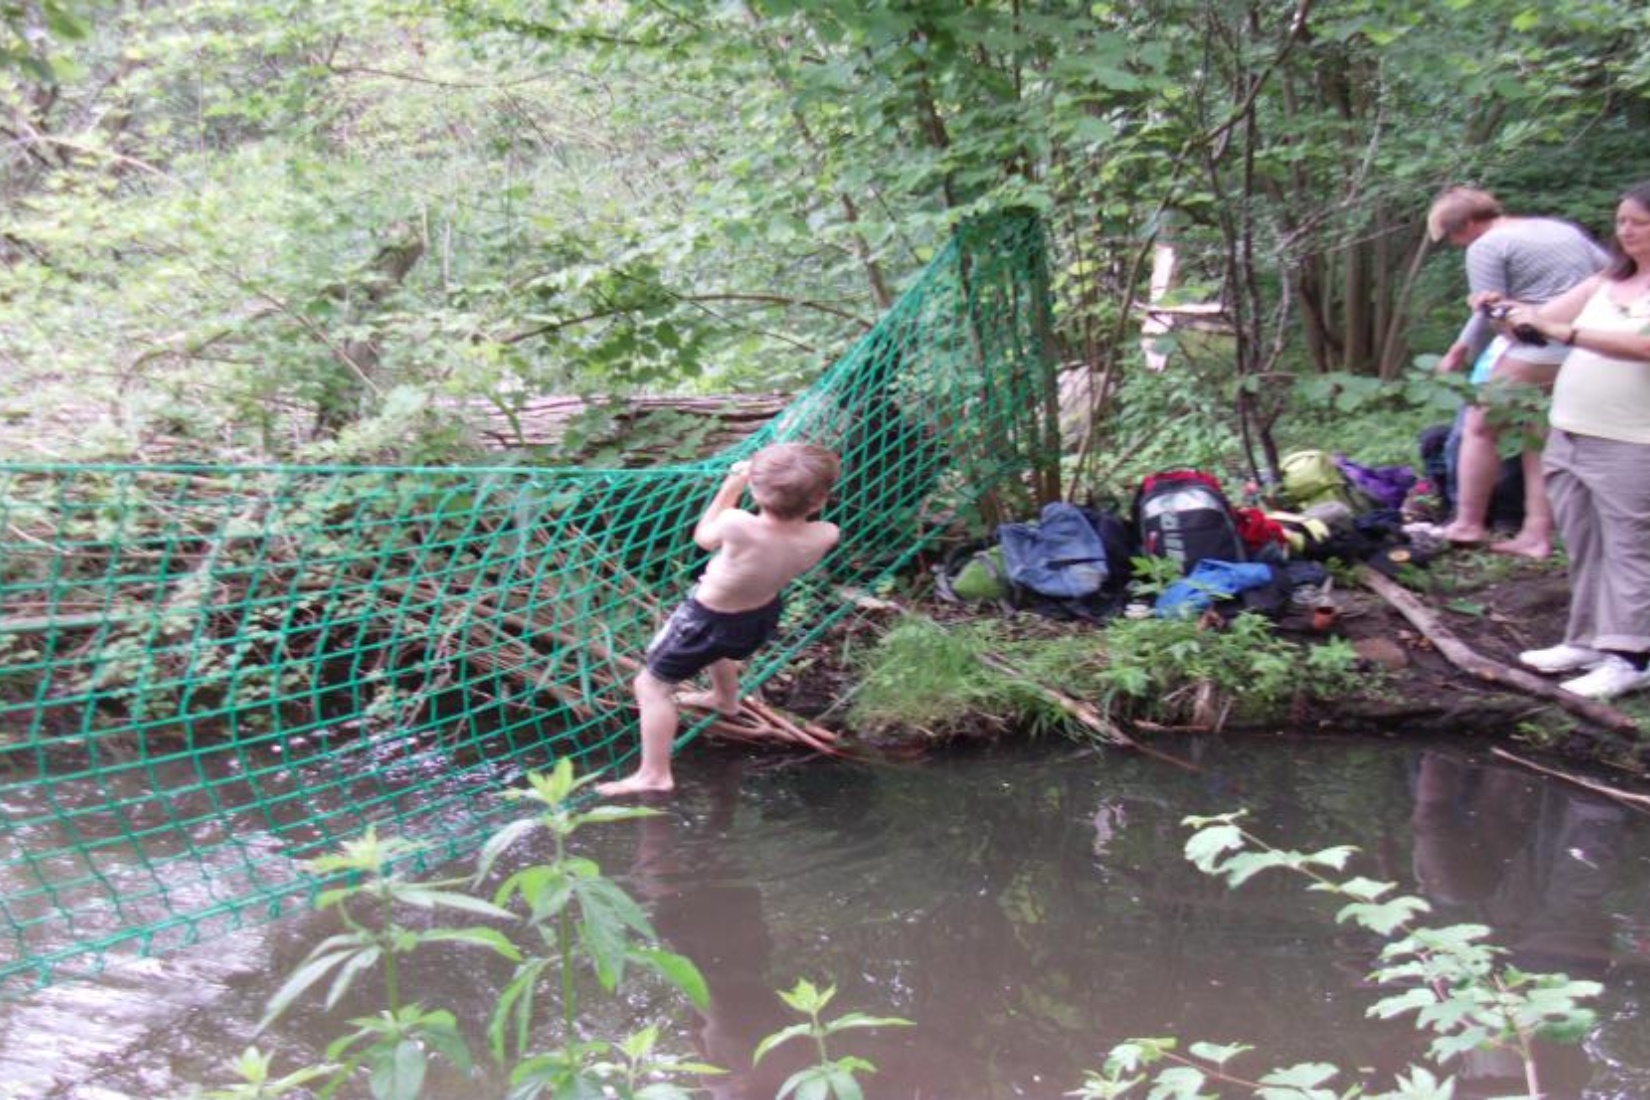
[313,221,426,437]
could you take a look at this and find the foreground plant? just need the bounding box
[754,978,914,1100]
[195,1046,336,1099]
[229,760,717,1099]
[255,828,520,1097]
[1074,812,1601,1099]
[476,759,714,1098]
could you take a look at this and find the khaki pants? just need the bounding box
[1543,429,1650,653]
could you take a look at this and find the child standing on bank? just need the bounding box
[597,444,841,797]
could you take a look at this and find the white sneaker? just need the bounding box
[1518,643,1606,674]
[1559,655,1650,700]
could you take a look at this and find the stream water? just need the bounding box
[2,733,1648,1099]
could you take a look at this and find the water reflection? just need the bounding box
[619,762,788,1099]
[1409,749,1629,1099]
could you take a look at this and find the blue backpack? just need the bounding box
[997,502,1110,599]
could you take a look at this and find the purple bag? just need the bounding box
[1333,455,1416,511]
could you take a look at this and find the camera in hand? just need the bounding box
[1479,302,1547,346]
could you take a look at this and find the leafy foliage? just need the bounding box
[849,606,1373,738]
[7,0,1650,478]
[753,978,913,1100]
[1074,812,1602,1100]
[241,760,719,1099]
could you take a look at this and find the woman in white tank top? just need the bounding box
[1481,181,1650,700]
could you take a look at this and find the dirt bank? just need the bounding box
[763,552,1650,779]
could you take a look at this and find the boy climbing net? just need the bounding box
[597,443,842,796]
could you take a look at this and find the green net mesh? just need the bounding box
[0,211,1057,992]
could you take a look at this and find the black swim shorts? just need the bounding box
[644,595,783,683]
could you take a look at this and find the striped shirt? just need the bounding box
[1453,218,1609,359]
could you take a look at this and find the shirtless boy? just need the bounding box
[597,443,841,796]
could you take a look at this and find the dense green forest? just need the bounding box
[4,0,1649,478]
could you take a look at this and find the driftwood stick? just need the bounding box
[738,696,841,753]
[1355,565,1640,736]
[973,651,1137,749]
[1489,747,1650,813]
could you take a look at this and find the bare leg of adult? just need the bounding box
[1489,359,1560,558]
[598,670,679,796]
[1491,446,1554,558]
[1442,403,1498,545]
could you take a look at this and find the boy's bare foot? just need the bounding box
[596,773,675,797]
[1489,535,1551,559]
[675,690,741,718]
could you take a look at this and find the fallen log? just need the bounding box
[1355,565,1640,737]
[472,392,788,458]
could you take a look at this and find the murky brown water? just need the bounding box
[3,734,1648,1098]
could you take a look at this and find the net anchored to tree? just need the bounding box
[0,211,1059,991]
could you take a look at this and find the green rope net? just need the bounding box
[0,211,1057,992]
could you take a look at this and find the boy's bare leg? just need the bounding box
[676,658,743,717]
[597,670,679,796]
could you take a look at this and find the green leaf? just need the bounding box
[778,978,832,1015]
[636,1084,698,1100]
[1256,1060,1339,1089]
[43,3,88,40]
[1183,824,1245,872]
[419,1015,472,1073]
[631,945,710,1010]
[825,1065,866,1100]
[1150,1064,1209,1097]
[1337,896,1431,935]
[753,1023,814,1065]
[575,805,664,826]
[777,1065,832,1100]
[575,876,656,986]
[1105,1038,1176,1074]
[326,945,383,1010]
[1320,876,1393,902]
[819,1011,914,1035]
[258,948,356,1030]
[420,926,523,961]
[1186,1041,1252,1066]
[369,1038,426,1100]
[476,817,540,881]
[392,884,517,920]
[1368,987,1440,1021]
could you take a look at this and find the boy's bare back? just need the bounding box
[694,509,838,612]
[692,443,840,613]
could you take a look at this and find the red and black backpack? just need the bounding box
[1131,469,1246,574]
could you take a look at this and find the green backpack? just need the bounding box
[948,545,1014,602]
[1279,450,1364,511]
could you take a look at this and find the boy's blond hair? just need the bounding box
[748,443,840,520]
[1427,186,1503,243]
